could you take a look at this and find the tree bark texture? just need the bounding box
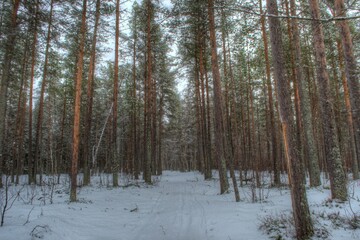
[34,0,54,185]
[143,0,153,184]
[267,0,313,238]
[309,0,347,201]
[337,40,359,179]
[198,36,212,180]
[0,0,21,188]
[259,0,279,186]
[289,0,321,186]
[334,0,360,177]
[112,0,120,187]
[28,0,40,185]
[70,0,87,202]
[83,0,101,186]
[207,0,229,194]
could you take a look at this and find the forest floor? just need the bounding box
[1,171,360,240]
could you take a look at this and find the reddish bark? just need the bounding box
[207,0,229,194]
[70,0,87,202]
[267,0,313,238]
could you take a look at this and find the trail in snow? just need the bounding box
[131,176,209,240]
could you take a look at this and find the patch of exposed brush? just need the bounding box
[315,210,360,230]
[259,212,330,239]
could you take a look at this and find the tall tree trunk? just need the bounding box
[70,0,87,202]
[0,0,5,37]
[199,36,212,179]
[195,61,204,173]
[195,25,206,174]
[0,0,21,188]
[207,0,229,194]
[259,0,279,186]
[334,0,360,177]
[330,45,347,171]
[50,100,57,176]
[150,59,157,176]
[204,44,213,179]
[267,0,313,238]
[143,60,149,181]
[34,0,54,185]
[220,7,240,201]
[15,40,30,184]
[132,22,139,179]
[143,0,153,184]
[247,64,256,180]
[309,0,347,201]
[220,6,231,156]
[83,0,101,186]
[28,0,40,185]
[289,0,321,186]
[112,0,120,187]
[228,44,241,202]
[284,0,302,153]
[337,40,358,179]
[157,93,164,176]
[58,95,67,183]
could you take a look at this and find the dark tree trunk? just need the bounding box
[267,0,313,238]
[334,0,360,178]
[58,96,67,183]
[157,93,164,176]
[227,44,241,202]
[199,36,212,180]
[309,0,347,201]
[112,0,120,187]
[143,0,153,184]
[14,40,30,184]
[150,56,157,176]
[289,0,321,186]
[195,60,204,173]
[337,40,358,179]
[34,0,54,185]
[83,0,101,186]
[132,21,139,179]
[0,0,21,188]
[259,0,279,186]
[28,0,40,185]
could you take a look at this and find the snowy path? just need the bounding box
[131,176,209,240]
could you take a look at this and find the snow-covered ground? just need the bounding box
[1,171,360,240]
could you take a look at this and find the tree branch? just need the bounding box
[217,5,360,22]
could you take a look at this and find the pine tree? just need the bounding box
[70,0,87,202]
[112,0,120,187]
[288,0,321,186]
[28,0,40,185]
[333,0,360,178]
[207,0,229,194]
[309,0,347,201]
[266,0,313,238]
[83,0,101,186]
[34,0,55,185]
[0,0,21,188]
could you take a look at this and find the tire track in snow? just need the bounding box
[131,177,208,240]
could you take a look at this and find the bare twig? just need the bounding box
[23,206,35,226]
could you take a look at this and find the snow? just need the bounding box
[1,171,360,240]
